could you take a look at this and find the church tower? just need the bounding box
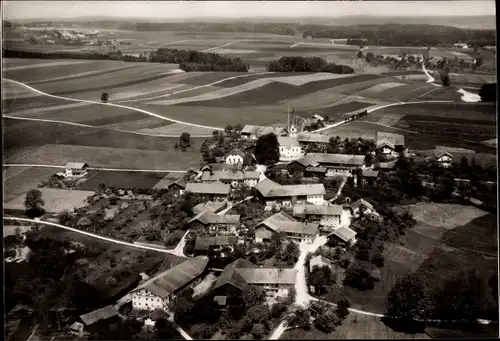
[289,107,298,137]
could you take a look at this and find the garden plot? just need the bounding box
[7,144,202,171]
[4,188,95,213]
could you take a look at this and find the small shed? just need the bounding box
[79,305,119,328]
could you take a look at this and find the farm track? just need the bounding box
[3,164,187,173]
[3,78,224,131]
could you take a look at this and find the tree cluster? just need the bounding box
[254,133,280,165]
[478,83,496,102]
[267,56,354,74]
[312,299,351,333]
[133,22,296,36]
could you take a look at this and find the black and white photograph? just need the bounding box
[2,1,498,340]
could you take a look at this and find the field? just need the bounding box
[4,187,95,213]
[325,203,493,314]
[3,166,57,201]
[77,170,170,191]
[282,312,431,340]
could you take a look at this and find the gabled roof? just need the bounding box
[80,305,118,326]
[310,255,332,268]
[213,258,258,291]
[351,198,374,211]
[376,131,405,147]
[278,136,301,148]
[65,162,88,169]
[293,204,343,217]
[194,236,238,251]
[193,201,227,215]
[141,258,209,297]
[297,133,331,144]
[185,182,231,195]
[188,212,240,225]
[236,268,297,285]
[305,153,365,166]
[241,125,286,137]
[305,166,327,173]
[433,150,453,159]
[375,160,397,169]
[376,141,395,150]
[256,181,326,198]
[257,211,319,236]
[362,170,380,178]
[153,173,186,189]
[226,149,245,158]
[327,226,357,243]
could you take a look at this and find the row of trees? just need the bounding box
[386,270,498,332]
[267,56,354,74]
[299,24,495,47]
[133,22,297,36]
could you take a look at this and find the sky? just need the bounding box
[3,1,496,20]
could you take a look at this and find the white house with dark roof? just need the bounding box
[293,204,343,230]
[255,211,319,243]
[376,140,398,158]
[430,150,453,168]
[188,212,241,236]
[256,179,326,209]
[64,162,88,177]
[309,255,332,272]
[376,131,405,151]
[278,136,305,161]
[225,149,245,165]
[131,258,208,312]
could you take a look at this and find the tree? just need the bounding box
[287,308,310,329]
[247,304,270,323]
[478,83,496,102]
[101,92,109,102]
[251,323,266,339]
[224,124,233,134]
[365,52,375,63]
[179,132,191,151]
[336,298,351,320]
[282,241,300,265]
[24,189,45,217]
[59,210,71,225]
[243,152,255,167]
[308,265,334,294]
[314,308,341,333]
[385,273,431,332]
[357,50,364,58]
[271,302,287,318]
[254,133,280,165]
[343,266,377,291]
[234,124,243,132]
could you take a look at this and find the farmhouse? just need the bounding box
[193,236,239,256]
[429,150,453,168]
[350,198,374,217]
[376,141,398,159]
[309,255,332,273]
[131,258,208,312]
[289,153,366,175]
[200,170,260,188]
[64,162,88,177]
[153,174,186,193]
[361,169,379,185]
[184,183,231,200]
[240,125,287,140]
[188,212,241,236]
[292,204,343,231]
[255,211,319,243]
[297,133,331,147]
[376,132,405,151]
[212,259,296,298]
[327,226,357,248]
[225,149,245,165]
[304,166,328,178]
[79,305,119,329]
[256,179,326,208]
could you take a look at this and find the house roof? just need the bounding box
[201,170,260,182]
[306,153,366,166]
[293,204,343,217]
[226,149,245,158]
[327,226,357,243]
[278,136,301,148]
[153,174,186,189]
[305,166,328,173]
[241,125,286,137]
[79,305,118,326]
[310,255,332,268]
[375,160,397,169]
[185,183,231,195]
[351,198,374,211]
[236,268,297,285]
[213,258,258,291]
[376,141,395,150]
[244,171,260,179]
[189,212,240,225]
[213,296,227,306]
[142,258,209,297]
[65,162,88,169]
[297,133,331,144]
[194,236,238,251]
[376,131,405,147]
[257,211,319,236]
[256,180,326,198]
[362,170,379,178]
[433,150,453,159]
[193,201,227,215]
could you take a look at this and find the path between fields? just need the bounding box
[3,164,187,173]
[3,115,213,138]
[201,40,247,53]
[3,78,224,132]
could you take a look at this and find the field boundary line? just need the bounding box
[3,216,179,254]
[3,78,224,131]
[3,115,213,138]
[3,163,187,173]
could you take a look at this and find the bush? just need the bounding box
[77,216,92,228]
[251,323,267,339]
[270,302,287,318]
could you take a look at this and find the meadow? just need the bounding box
[77,170,170,191]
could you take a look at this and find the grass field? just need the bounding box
[7,144,202,171]
[3,166,57,201]
[282,312,431,340]
[4,187,95,213]
[77,170,169,190]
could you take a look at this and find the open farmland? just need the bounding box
[283,312,431,340]
[77,170,170,191]
[3,166,58,202]
[6,144,202,171]
[4,187,95,213]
